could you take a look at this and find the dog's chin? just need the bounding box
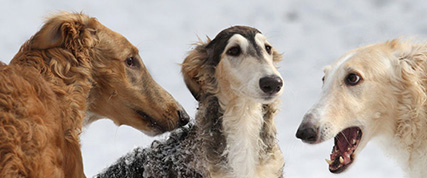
[239,90,281,104]
[258,94,281,104]
[134,109,169,135]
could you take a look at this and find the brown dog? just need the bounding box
[0,12,189,178]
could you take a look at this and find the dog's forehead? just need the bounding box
[205,26,262,65]
[208,26,261,47]
[97,24,139,55]
[327,44,394,80]
[218,26,261,39]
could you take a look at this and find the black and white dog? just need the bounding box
[96,26,285,178]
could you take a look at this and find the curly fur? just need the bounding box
[386,39,427,178]
[0,12,187,178]
[97,26,285,178]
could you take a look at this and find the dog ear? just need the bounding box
[390,39,427,108]
[29,12,97,50]
[272,48,283,62]
[391,39,425,70]
[390,39,426,74]
[182,40,209,101]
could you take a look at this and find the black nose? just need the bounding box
[296,123,319,144]
[259,76,283,95]
[177,110,190,127]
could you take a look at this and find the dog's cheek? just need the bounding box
[125,69,138,84]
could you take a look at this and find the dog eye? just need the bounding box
[265,44,272,54]
[226,46,241,56]
[345,73,361,86]
[322,76,325,82]
[125,57,136,67]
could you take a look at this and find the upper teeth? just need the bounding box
[325,159,333,165]
[339,156,344,163]
[352,139,356,144]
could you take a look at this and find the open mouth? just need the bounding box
[326,127,362,173]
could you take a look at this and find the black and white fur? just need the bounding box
[96,26,285,178]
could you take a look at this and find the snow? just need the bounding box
[1,0,426,177]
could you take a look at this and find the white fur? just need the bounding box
[221,98,264,178]
[214,33,283,178]
[220,34,283,103]
[300,39,427,178]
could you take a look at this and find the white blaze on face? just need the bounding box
[217,33,283,102]
[307,51,357,141]
[255,33,283,81]
[216,32,283,177]
[322,51,356,92]
[254,33,275,68]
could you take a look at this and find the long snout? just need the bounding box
[129,72,190,135]
[145,83,190,132]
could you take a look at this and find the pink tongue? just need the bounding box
[337,127,359,153]
[335,129,358,165]
[337,133,350,153]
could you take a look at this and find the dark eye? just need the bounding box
[125,57,136,67]
[226,46,241,56]
[265,44,272,54]
[345,73,361,86]
[322,76,325,82]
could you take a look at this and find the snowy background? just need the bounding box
[1,0,426,177]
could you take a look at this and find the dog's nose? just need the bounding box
[177,110,190,127]
[296,125,318,143]
[259,75,283,95]
[296,114,319,143]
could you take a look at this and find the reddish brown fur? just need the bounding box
[0,12,188,178]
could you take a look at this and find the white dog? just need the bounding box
[296,39,427,178]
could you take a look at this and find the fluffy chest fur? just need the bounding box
[203,92,283,178]
[96,95,284,178]
[221,98,265,178]
[376,122,427,178]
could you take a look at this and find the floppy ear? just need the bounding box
[390,39,427,109]
[181,40,209,101]
[390,39,426,75]
[29,12,97,50]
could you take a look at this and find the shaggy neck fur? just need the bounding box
[376,41,427,178]
[386,91,427,177]
[219,95,264,177]
[95,93,281,178]
[10,40,94,177]
[196,90,278,177]
[378,91,427,178]
[12,43,93,135]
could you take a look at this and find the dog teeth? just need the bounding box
[352,139,356,144]
[344,152,352,159]
[325,159,333,165]
[339,156,344,163]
